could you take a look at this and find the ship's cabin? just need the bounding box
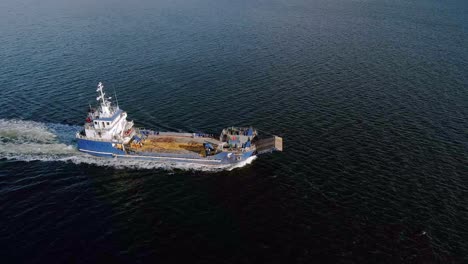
[77,82,134,143]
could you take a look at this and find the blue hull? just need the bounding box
[77,138,125,157]
[77,138,255,165]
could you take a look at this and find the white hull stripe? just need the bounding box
[79,149,223,163]
[79,149,113,155]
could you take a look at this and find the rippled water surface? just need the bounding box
[1,0,467,262]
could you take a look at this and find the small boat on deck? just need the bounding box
[76,82,282,167]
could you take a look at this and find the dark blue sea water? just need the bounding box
[1,0,467,262]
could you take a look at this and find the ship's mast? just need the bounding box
[96,82,111,116]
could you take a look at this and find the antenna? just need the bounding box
[112,84,119,108]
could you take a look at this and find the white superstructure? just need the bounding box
[78,82,134,144]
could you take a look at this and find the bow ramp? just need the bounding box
[256,136,283,155]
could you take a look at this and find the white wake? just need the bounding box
[0,119,253,171]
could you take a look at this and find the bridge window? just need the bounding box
[106,122,110,126]
[102,122,105,128]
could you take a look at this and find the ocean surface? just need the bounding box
[1,0,467,262]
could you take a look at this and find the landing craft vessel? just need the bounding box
[76,82,282,168]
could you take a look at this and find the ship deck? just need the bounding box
[126,134,222,156]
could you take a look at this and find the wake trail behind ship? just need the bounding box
[0,119,251,171]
